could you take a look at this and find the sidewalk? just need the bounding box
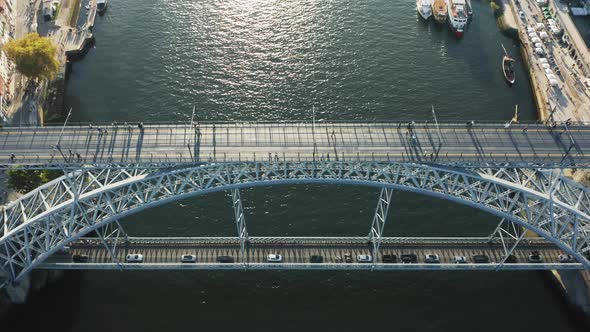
[3,0,41,126]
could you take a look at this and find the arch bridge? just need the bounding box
[1,121,590,288]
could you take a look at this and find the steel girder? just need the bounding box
[1,161,590,283]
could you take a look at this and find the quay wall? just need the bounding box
[507,0,549,121]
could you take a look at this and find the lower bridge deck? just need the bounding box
[39,237,585,270]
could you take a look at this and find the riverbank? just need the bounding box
[510,0,590,123]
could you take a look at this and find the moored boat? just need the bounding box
[97,0,108,14]
[416,0,432,20]
[432,0,448,24]
[502,44,516,85]
[447,0,468,37]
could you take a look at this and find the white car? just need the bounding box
[180,254,197,263]
[453,256,467,264]
[267,254,283,262]
[424,254,440,263]
[126,254,143,263]
[357,254,372,263]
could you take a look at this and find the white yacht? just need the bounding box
[417,0,432,20]
[447,0,468,37]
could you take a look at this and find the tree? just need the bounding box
[2,33,59,80]
[6,168,42,193]
[6,167,61,193]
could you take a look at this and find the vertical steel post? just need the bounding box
[231,189,248,259]
[368,188,394,262]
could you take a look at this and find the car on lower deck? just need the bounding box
[424,254,440,263]
[382,254,397,263]
[180,254,197,263]
[400,253,417,264]
[267,254,283,262]
[453,256,467,264]
[216,255,234,263]
[472,254,489,263]
[356,254,372,263]
[126,254,143,263]
[528,251,543,263]
[72,254,89,263]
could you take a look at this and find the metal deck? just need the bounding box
[40,237,584,271]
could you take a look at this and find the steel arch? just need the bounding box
[1,161,590,282]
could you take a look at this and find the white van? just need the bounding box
[126,254,143,263]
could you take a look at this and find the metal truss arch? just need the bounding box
[2,161,590,283]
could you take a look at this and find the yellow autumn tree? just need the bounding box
[2,33,59,80]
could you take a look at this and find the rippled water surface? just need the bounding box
[3,0,587,331]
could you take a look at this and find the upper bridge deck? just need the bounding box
[0,121,588,169]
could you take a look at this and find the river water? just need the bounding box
[2,0,587,331]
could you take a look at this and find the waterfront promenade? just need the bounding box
[513,0,590,123]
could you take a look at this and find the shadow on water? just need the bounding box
[0,271,84,331]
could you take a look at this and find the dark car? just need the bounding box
[310,255,323,263]
[472,254,490,263]
[505,254,517,263]
[216,255,234,263]
[528,251,543,263]
[382,254,397,263]
[400,253,418,263]
[344,253,352,263]
[72,254,89,263]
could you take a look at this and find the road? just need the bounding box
[40,237,584,270]
[0,122,589,169]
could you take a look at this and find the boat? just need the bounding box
[502,44,516,85]
[97,0,108,14]
[447,0,468,37]
[416,0,432,20]
[432,0,448,24]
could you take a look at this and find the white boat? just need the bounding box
[417,0,432,20]
[448,0,468,37]
[432,0,448,24]
[97,0,108,14]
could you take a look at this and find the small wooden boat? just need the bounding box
[502,44,515,85]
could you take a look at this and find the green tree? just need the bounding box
[2,33,59,80]
[6,168,61,193]
[6,168,42,193]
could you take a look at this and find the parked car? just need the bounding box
[558,254,575,263]
[267,254,283,262]
[72,254,88,263]
[453,256,467,264]
[310,255,323,263]
[528,251,543,263]
[472,254,490,263]
[400,253,418,264]
[180,254,197,263]
[216,255,234,263]
[357,254,372,263]
[382,254,397,263]
[125,254,143,263]
[424,254,440,263]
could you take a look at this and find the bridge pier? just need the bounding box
[231,189,248,258]
[4,276,30,304]
[368,188,394,261]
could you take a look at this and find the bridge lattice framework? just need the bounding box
[1,160,590,285]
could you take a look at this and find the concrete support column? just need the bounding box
[4,276,30,304]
